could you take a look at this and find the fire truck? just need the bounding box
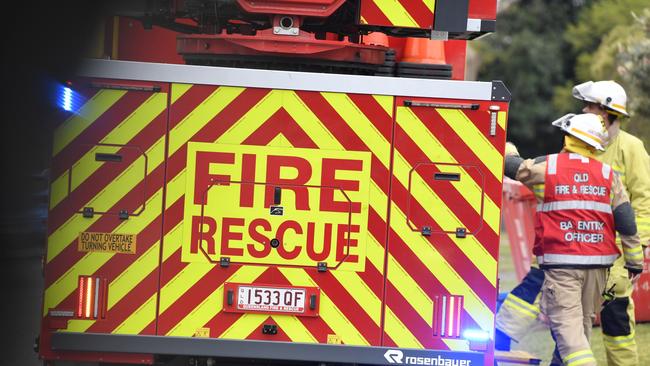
[39,0,510,365]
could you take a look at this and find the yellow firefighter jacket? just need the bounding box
[597,124,650,247]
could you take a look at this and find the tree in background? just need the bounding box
[563,0,649,143]
[616,10,650,142]
[474,0,650,156]
[473,0,590,157]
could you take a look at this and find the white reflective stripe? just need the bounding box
[602,163,611,179]
[569,153,588,163]
[603,333,636,346]
[564,350,596,366]
[536,200,612,213]
[547,154,558,175]
[94,277,100,318]
[537,256,544,265]
[542,253,619,265]
[537,200,612,213]
[504,293,540,315]
[624,246,644,260]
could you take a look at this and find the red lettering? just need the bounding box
[221,217,245,256]
[306,222,332,261]
[191,216,217,254]
[247,218,272,258]
[265,155,311,210]
[240,154,256,208]
[194,152,235,205]
[320,158,362,213]
[336,224,359,263]
[276,220,302,259]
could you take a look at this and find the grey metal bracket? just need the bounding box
[456,228,467,238]
[220,257,230,268]
[82,207,94,218]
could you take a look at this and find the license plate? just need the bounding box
[237,285,306,313]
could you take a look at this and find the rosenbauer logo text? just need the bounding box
[383,350,473,366]
[182,143,371,271]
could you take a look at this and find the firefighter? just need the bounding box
[503,113,643,366]
[573,80,650,366]
[494,80,650,361]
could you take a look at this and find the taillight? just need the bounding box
[433,294,463,338]
[76,276,107,319]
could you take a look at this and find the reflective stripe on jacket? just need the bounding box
[533,153,619,267]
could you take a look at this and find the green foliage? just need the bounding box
[474,0,588,157]
[566,0,646,51]
[551,81,581,116]
[565,0,648,80]
[474,0,650,156]
[570,4,650,145]
[616,9,650,144]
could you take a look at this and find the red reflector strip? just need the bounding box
[77,276,85,317]
[432,296,438,336]
[433,294,463,338]
[76,275,107,319]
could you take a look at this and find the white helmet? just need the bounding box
[552,113,607,151]
[572,80,628,117]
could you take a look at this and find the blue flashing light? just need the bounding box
[462,329,490,342]
[62,87,72,111]
[55,83,84,113]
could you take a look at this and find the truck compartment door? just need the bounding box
[43,81,168,337]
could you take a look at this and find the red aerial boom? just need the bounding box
[106,0,497,79]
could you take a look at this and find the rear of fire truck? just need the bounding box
[39,1,510,365]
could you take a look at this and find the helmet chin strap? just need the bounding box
[563,135,597,158]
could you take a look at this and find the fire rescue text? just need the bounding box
[554,173,607,196]
[183,143,371,270]
[554,173,609,244]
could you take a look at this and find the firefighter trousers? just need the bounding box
[495,267,545,349]
[540,268,605,366]
[601,256,638,366]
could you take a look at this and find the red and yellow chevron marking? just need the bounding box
[43,79,508,360]
[383,100,507,351]
[156,86,391,345]
[180,142,372,271]
[359,0,434,28]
